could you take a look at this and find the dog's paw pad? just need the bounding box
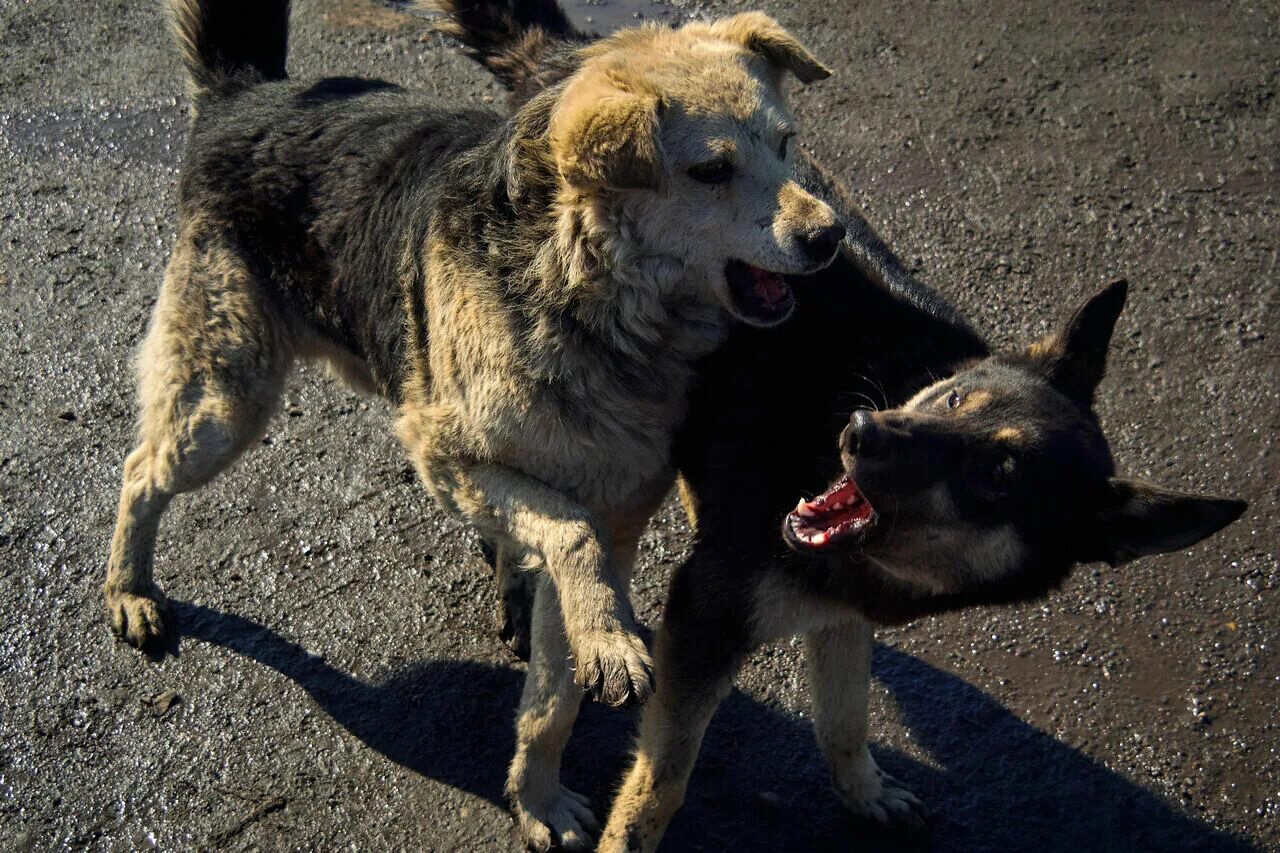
[515,785,598,852]
[572,629,654,707]
[105,586,172,650]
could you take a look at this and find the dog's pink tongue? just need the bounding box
[750,268,788,304]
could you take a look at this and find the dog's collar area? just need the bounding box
[784,475,877,551]
[725,260,795,323]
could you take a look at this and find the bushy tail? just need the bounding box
[170,0,291,102]
[424,0,585,96]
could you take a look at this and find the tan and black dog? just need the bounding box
[435,4,1247,850]
[103,0,845,847]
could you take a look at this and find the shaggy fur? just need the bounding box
[104,2,844,849]
[434,5,1248,850]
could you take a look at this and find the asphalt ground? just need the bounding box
[0,0,1276,850]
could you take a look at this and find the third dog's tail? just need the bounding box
[424,0,586,97]
[169,0,291,104]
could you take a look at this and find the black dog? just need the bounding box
[433,3,1247,850]
[625,211,1246,849]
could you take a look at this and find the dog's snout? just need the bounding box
[801,221,845,262]
[847,409,882,457]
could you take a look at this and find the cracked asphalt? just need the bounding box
[0,0,1276,850]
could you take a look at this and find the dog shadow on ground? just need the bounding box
[174,602,1252,852]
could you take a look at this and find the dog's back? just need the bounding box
[170,0,506,399]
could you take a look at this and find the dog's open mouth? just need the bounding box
[784,475,877,552]
[725,260,795,325]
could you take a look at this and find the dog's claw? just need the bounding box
[514,785,599,852]
[105,585,173,650]
[835,756,928,834]
[862,774,928,831]
[572,629,654,707]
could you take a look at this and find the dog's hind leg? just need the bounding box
[805,617,927,830]
[104,232,290,649]
[505,574,597,851]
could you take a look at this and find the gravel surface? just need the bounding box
[0,0,1275,850]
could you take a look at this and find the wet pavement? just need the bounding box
[0,0,1276,850]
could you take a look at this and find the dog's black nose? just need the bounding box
[848,410,883,457]
[801,221,845,262]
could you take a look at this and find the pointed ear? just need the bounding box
[710,12,832,84]
[1026,279,1128,405]
[1084,477,1246,567]
[549,72,663,191]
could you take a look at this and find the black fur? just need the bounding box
[431,0,590,105]
[181,78,506,399]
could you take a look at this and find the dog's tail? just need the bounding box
[169,0,291,103]
[424,0,586,95]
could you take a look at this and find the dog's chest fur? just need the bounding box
[416,241,700,512]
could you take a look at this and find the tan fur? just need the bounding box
[167,0,208,104]
[963,388,993,410]
[1026,336,1062,361]
[675,476,700,532]
[551,76,662,190]
[709,11,832,84]
[505,512,653,849]
[994,426,1025,444]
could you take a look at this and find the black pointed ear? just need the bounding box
[1084,478,1246,567]
[1026,279,1128,405]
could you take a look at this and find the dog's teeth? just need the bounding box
[812,531,829,545]
[795,499,816,517]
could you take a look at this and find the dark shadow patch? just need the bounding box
[866,645,1256,853]
[293,78,403,105]
[173,603,1252,851]
[174,601,522,805]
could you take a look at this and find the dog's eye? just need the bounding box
[688,160,734,185]
[946,389,964,410]
[778,133,795,160]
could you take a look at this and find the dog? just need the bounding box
[432,4,1248,850]
[102,0,844,847]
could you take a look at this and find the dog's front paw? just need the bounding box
[512,783,599,852]
[104,584,172,650]
[833,751,927,832]
[572,628,654,707]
